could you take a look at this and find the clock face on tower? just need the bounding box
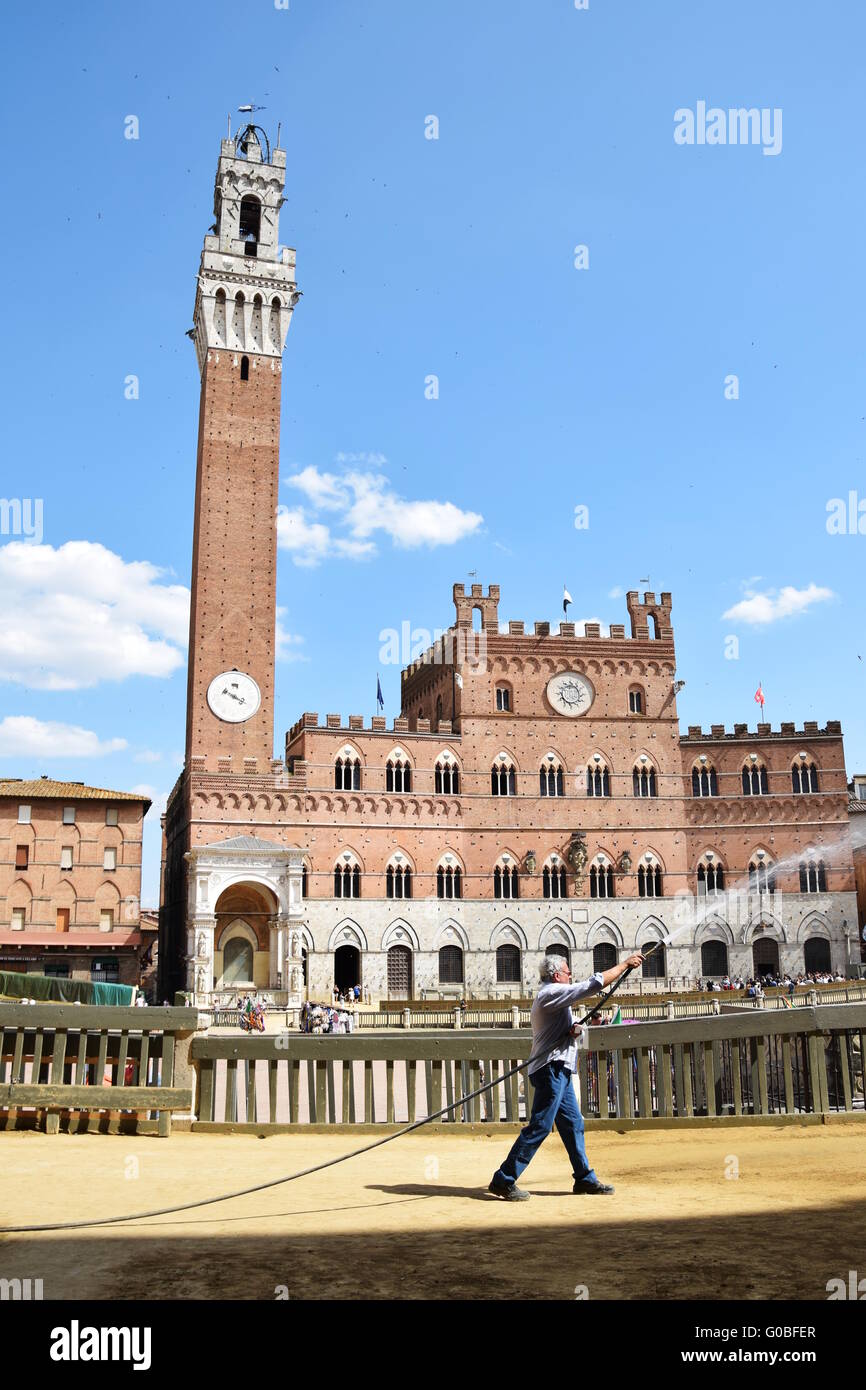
[206,670,262,723]
[546,671,594,717]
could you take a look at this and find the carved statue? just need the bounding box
[196,966,208,994]
[566,832,588,892]
[197,931,209,959]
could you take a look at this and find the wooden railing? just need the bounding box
[0,1005,199,1135]
[190,1002,866,1128]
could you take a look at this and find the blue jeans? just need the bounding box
[492,1060,597,1188]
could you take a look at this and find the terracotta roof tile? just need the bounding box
[0,779,150,806]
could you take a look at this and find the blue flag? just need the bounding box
[376,675,384,711]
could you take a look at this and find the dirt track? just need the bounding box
[1,1124,864,1300]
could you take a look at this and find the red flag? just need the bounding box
[754,683,765,708]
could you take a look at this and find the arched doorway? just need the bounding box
[642,944,666,978]
[545,942,570,969]
[752,937,780,977]
[223,936,254,985]
[804,937,831,973]
[334,944,360,993]
[388,944,413,998]
[593,942,617,973]
[701,940,728,976]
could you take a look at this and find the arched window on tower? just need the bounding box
[385,857,413,899]
[437,859,462,899]
[742,759,769,795]
[589,855,616,899]
[496,943,521,983]
[696,855,725,896]
[493,859,519,899]
[637,854,663,898]
[491,756,517,797]
[586,757,611,797]
[386,756,412,793]
[792,758,819,794]
[240,355,250,382]
[748,853,776,894]
[439,944,464,984]
[628,685,645,715]
[334,754,361,790]
[539,759,564,797]
[495,684,512,712]
[798,857,827,893]
[239,194,261,256]
[632,759,657,798]
[435,753,460,795]
[691,761,718,797]
[333,857,361,898]
[542,856,567,899]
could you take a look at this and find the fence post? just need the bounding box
[454,1008,462,1030]
[511,1006,520,1029]
[666,1000,675,1021]
[402,1008,411,1030]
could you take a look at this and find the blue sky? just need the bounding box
[1,0,865,906]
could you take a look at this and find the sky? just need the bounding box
[1,0,865,907]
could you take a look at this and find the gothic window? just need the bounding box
[539,762,564,796]
[589,860,615,898]
[642,944,666,978]
[637,860,663,897]
[748,856,776,893]
[628,686,644,715]
[240,355,250,382]
[495,685,511,712]
[493,864,519,899]
[696,859,725,895]
[701,941,729,976]
[386,758,412,792]
[239,194,261,254]
[691,764,718,797]
[334,861,361,898]
[792,761,819,794]
[439,944,464,984]
[632,762,657,798]
[334,755,361,790]
[586,760,611,797]
[742,762,769,795]
[386,863,413,899]
[301,864,308,899]
[593,942,617,972]
[496,944,521,983]
[435,756,460,794]
[798,859,827,893]
[491,760,517,796]
[542,861,567,898]
[437,864,462,899]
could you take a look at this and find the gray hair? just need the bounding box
[539,955,566,983]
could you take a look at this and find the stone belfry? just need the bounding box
[186,123,300,771]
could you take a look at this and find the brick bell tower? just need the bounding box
[186,122,300,771]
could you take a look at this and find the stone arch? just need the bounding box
[743,912,789,946]
[693,913,735,947]
[382,918,421,952]
[539,918,577,951]
[587,917,624,950]
[433,919,469,951]
[216,916,259,953]
[489,918,529,951]
[327,918,369,953]
[635,916,667,950]
[796,912,832,944]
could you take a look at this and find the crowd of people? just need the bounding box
[697,970,848,995]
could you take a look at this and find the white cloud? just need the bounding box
[132,784,169,818]
[275,608,309,663]
[134,750,163,763]
[569,616,610,636]
[608,586,624,599]
[0,541,189,690]
[722,583,835,626]
[0,716,127,758]
[335,451,388,465]
[280,466,483,566]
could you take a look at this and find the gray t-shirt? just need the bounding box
[527,974,605,1076]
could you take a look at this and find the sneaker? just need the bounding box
[573,1177,615,1195]
[488,1179,530,1201]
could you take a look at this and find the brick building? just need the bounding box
[0,779,151,988]
[159,126,860,1002]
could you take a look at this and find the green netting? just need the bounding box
[0,970,135,1006]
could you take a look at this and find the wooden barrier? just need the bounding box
[191,1002,866,1129]
[0,1005,199,1136]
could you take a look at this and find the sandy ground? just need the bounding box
[1,1124,864,1300]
